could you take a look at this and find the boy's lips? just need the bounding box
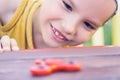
[50,24,68,42]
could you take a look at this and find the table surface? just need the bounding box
[0,46,120,80]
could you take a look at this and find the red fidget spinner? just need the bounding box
[30,58,82,76]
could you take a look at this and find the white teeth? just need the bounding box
[59,35,64,39]
[55,31,64,39]
[55,31,59,36]
[51,25,68,41]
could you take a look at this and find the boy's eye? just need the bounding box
[84,22,95,30]
[63,0,72,11]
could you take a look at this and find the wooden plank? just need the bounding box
[0,46,120,80]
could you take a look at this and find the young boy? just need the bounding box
[0,0,118,52]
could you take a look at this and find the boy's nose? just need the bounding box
[62,16,79,35]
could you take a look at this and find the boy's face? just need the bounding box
[36,0,116,47]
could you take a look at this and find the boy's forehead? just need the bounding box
[70,0,116,14]
[70,0,115,6]
[70,0,116,24]
[70,0,116,12]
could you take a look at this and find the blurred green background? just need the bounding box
[84,20,112,46]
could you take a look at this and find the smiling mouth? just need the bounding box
[50,24,68,42]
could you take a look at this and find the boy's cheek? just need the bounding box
[76,34,93,44]
[69,37,90,46]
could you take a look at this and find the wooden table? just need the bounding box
[0,46,120,80]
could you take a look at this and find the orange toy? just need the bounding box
[30,58,82,76]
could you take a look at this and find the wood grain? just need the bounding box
[0,46,120,80]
